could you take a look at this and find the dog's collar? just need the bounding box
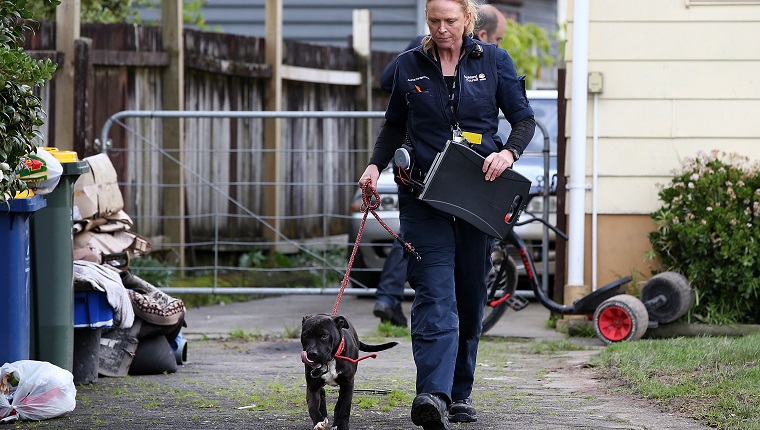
[334,334,378,365]
[334,335,346,358]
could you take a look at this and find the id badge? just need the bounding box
[461,131,482,144]
[452,127,463,143]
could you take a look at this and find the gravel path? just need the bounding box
[6,335,708,429]
[2,297,710,429]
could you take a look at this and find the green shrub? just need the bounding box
[0,0,58,203]
[129,256,175,288]
[25,0,208,27]
[648,150,760,324]
[500,19,555,89]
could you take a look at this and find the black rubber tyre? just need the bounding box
[640,271,694,324]
[482,256,518,334]
[593,294,649,344]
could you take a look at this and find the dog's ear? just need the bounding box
[302,315,312,324]
[332,315,349,330]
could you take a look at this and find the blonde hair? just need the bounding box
[422,0,479,55]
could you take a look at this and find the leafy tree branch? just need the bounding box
[0,0,58,203]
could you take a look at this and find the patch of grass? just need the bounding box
[527,339,589,354]
[470,337,593,381]
[553,319,597,338]
[546,313,560,329]
[590,333,760,430]
[283,324,301,339]
[227,325,301,341]
[169,268,314,308]
[376,321,411,339]
[476,336,529,365]
[128,246,347,309]
[575,395,597,408]
[211,378,259,404]
[480,335,531,344]
[355,396,381,409]
[386,389,409,407]
[350,388,414,414]
[567,324,597,338]
[229,328,259,341]
[245,379,303,415]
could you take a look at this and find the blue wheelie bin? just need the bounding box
[0,193,46,366]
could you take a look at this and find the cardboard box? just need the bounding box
[73,153,124,219]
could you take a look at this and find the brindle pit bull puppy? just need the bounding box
[301,313,398,430]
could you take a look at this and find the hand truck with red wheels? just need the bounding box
[482,215,694,344]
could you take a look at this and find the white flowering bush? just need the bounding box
[648,150,760,324]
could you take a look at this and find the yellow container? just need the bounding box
[14,189,36,198]
[42,147,79,163]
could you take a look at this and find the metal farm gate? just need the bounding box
[99,109,393,296]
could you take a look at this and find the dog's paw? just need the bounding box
[313,417,329,430]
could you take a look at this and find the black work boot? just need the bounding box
[411,393,450,430]
[448,397,477,423]
[373,301,408,327]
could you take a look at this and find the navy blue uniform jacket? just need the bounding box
[383,36,533,174]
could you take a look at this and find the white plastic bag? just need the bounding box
[0,360,76,422]
[17,147,64,195]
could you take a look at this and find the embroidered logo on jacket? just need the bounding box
[464,74,487,83]
[407,76,430,82]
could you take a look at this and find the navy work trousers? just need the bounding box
[399,187,493,403]
[375,234,408,309]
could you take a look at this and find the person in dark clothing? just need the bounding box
[357,1,535,428]
[372,2,510,330]
[473,3,507,46]
[379,3,507,93]
[371,230,410,327]
[379,35,426,93]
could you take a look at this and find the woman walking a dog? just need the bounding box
[357,0,535,428]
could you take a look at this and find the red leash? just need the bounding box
[332,179,419,317]
[333,335,377,364]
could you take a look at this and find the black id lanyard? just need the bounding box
[434,45,464,142]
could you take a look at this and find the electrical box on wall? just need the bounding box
[588,72,603,94]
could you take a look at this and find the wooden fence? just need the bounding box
[24,22,397,257]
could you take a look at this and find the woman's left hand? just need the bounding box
[358,164,380,191]
[482,150,515,181]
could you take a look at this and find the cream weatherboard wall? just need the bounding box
[564,0,760,288]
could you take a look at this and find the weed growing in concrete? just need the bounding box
[528,339,589,354]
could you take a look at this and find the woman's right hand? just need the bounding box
[358,164,380,192]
